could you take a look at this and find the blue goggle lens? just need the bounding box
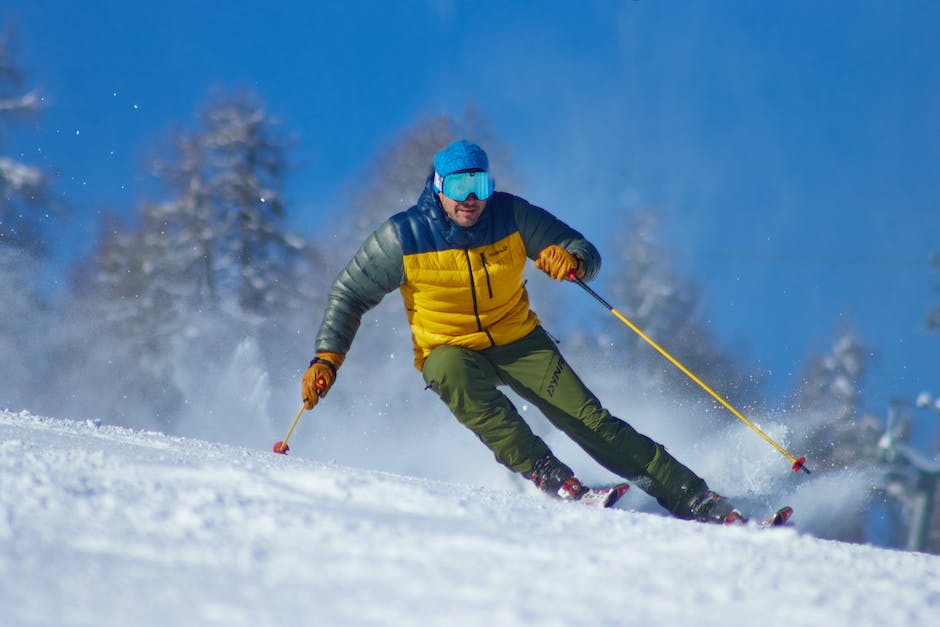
[438,171,494,201]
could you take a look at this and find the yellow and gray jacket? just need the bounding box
[315,175,600,370]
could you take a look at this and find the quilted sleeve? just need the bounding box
[314,220,405,354]
[512,195,601,281]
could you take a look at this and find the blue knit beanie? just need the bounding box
[434,140,489,177]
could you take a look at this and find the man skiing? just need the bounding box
[303,139,742,523]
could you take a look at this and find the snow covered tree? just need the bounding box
[52,211,187,427]
[931,256,940,551]
[195,90,303,315]
[0,246,48,408]
[795,328,881,468]
[151,89,305,318]
[796,330,864,421]
[93,208,189,353]
[67,90,315,429]
[184,90,320,391]
[0,28,58,413]
[0,28,50,256]
[588,210,757,404]
[927,253,940,335]
[928,310,940,335]
[149,133,217,308]
[793,328,883,543]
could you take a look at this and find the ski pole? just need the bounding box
[272,375,327,455]
[273,405,305,454]
[569,273,810,474]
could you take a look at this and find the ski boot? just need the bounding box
[688,490,745,525]
[527,455,587,501]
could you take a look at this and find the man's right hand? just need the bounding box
[302,352,345,409]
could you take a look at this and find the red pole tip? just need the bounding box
[792,456,807,473]
[273,441,289,454]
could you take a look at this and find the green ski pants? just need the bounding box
[422,326,708,518]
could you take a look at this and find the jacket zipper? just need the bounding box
[480,253,494,298]
[464,249,495,346]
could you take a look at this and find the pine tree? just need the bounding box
[592,210,756,404]
[928,254,940,335]
[0,246,47,408]
[55,211,187,427]
[796,330,864,425]
[150,90,305,318]
[196,90,303,315]
[0,28,50,255]
[150,133,217,308]
[69,90,312,428]
[921,256,940,552]
[0,28,57,413]
[185,90,315,391]
[794,327,883,542]
[795,328,882,467]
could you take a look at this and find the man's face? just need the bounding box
[438,191,487,228]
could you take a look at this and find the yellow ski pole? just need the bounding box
[272,375,327,455]
[273,405,305,454]
[570,274,810,474]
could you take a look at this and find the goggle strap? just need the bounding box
[433,172,445,192]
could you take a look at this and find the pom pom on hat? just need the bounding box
[434,140,489,178]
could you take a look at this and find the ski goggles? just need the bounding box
[434,170,495,201]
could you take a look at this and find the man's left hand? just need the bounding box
[536,245,583,281]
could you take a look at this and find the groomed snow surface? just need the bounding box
[2,409,939,627]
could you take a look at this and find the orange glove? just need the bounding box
[302,352,345,409]
[535,245,583,281]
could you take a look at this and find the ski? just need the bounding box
[577,483,630,508]
[760,505,793,527]
[722,505,793,527]
[747,506,793,528]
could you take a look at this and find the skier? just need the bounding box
[303,139,742,523]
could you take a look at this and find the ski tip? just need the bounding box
[603,483,630,508]
[750,506,794,528]
[567,483,630,508]
[772,506,793,526]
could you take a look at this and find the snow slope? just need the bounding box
[2,409,938,627]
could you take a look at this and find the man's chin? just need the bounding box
[455,212,480,226]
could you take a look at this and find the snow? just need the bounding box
[2,410,939,627]
[0,156,42,190]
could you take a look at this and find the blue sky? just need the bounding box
[6,1,940,438]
